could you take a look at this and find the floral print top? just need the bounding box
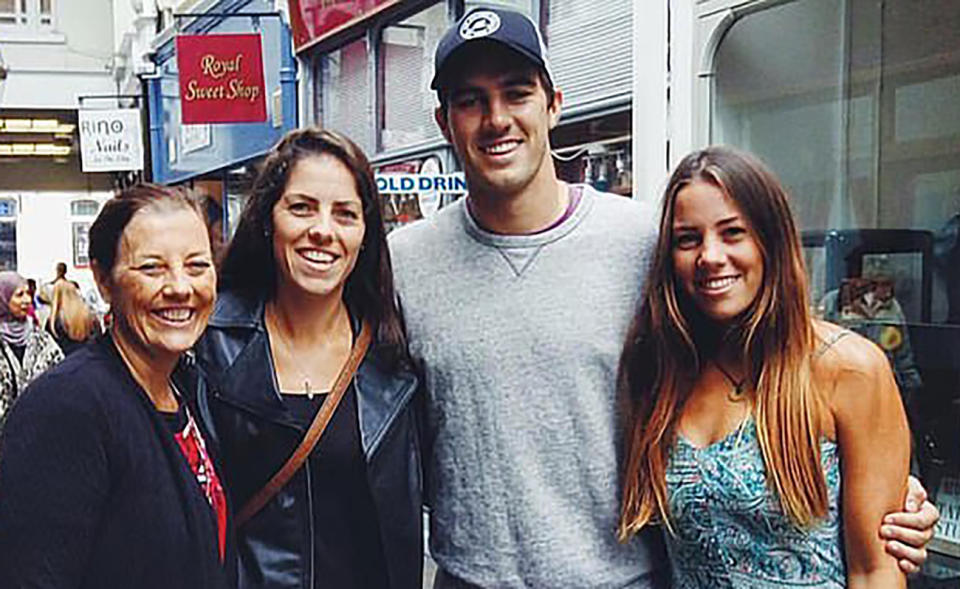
[664,418,845,588]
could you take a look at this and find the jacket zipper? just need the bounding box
[305,456,316,589]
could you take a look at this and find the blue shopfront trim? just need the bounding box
[147,0,297,184]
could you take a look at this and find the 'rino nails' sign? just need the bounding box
[176,33,267,124]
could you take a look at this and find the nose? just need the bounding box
[697,234,727,269]
[162,268,191,299]
[307,210,335,243]
[483,96,511,133]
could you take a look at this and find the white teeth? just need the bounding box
[701,276,738,290]
[483,140,519,155]
[301,250,336,263]
[157,309,192,321]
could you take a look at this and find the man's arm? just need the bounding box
[882,475,940,574]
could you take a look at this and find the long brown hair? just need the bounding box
[48,280,97,341]
[618,146,826,539]
[219,127,409,368]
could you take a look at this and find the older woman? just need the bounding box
[0,271,63,425]
[195,127,421,589]
[0,185,231,589]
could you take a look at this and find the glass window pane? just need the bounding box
[320,38,371,153]
[0,0,15,13]
[712,0,846,232]
[40,0,51,14]
[71,200,99,216]
[0,222,16,271]
[379,2,445,151]
[711,1,960,567]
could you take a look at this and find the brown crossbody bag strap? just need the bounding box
[235,320,373,527]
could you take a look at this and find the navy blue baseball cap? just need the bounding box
[430,7,553,91]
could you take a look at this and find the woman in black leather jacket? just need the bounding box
[195,128,422,589]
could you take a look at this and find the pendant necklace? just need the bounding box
[267,305,316,399]
[714,360,748,402]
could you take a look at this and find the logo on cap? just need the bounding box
[459,10,501,40]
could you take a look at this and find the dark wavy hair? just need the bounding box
[219,127,408,366]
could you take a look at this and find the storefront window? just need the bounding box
[546,0,632,110]
[464,0,537,19]
[317,38,372,152]
[711,0,960,575]
[378,2,445,152]
[0,197,16,270]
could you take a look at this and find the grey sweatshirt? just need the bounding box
[389,186,665,588]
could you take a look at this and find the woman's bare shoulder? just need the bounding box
[812,319,888,376]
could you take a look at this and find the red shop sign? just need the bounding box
[289,0,398,51]
[176,33,267,124]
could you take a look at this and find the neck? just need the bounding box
[110,326,178,411]
[468,170,568,235]
[269,285,348,344]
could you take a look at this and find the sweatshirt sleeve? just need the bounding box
[0,374,110,588]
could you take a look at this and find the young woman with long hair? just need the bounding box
[194,127,421,589]
[618,146,911,587]
[47,280,100,356]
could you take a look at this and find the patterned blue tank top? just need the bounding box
[664,418,845,588]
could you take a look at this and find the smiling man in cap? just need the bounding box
[390,7,666,587]
[388,6,938,589]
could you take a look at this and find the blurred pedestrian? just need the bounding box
[0,185,232,589]
[619,146,912,587]
[195,127,422,589]
[46,279,101,356]
[0,271,63,426]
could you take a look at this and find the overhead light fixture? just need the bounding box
[3,119,32,131]
[34,143,71,156]
[31,119,60,130]
[0,118,75,134]
[0,143,72,156]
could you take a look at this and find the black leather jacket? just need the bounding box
[194,291,423,589]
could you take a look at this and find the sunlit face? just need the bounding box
[436,47,561,201]
[99,206,216,366]
[271,154,366,300]
[7,285,31,320]
[672,181,764,323]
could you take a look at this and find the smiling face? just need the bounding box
[99,205,215,367]
[7,285,31,320]
[672,180,764,323]
[271,154,366,301]
[435,45,561,201]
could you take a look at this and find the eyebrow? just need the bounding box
[450,72,538,96]
[672,215,742,230]
[283,192,362,207]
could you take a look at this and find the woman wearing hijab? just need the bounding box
[0,271,63,426]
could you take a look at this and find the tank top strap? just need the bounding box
[814,329,853,359]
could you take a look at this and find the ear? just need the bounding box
[547,88,563,130]
[90,261,112,305]
[434,106,452,144]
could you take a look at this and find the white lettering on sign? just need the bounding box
[934,476,960,554]
[78,109,144,173]
[375,173,468,195]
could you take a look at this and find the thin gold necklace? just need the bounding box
[266,304,349,400]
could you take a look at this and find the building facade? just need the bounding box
[0,0,118,293]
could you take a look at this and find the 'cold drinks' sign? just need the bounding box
[78,109,144,172]
[176,33,267,124]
